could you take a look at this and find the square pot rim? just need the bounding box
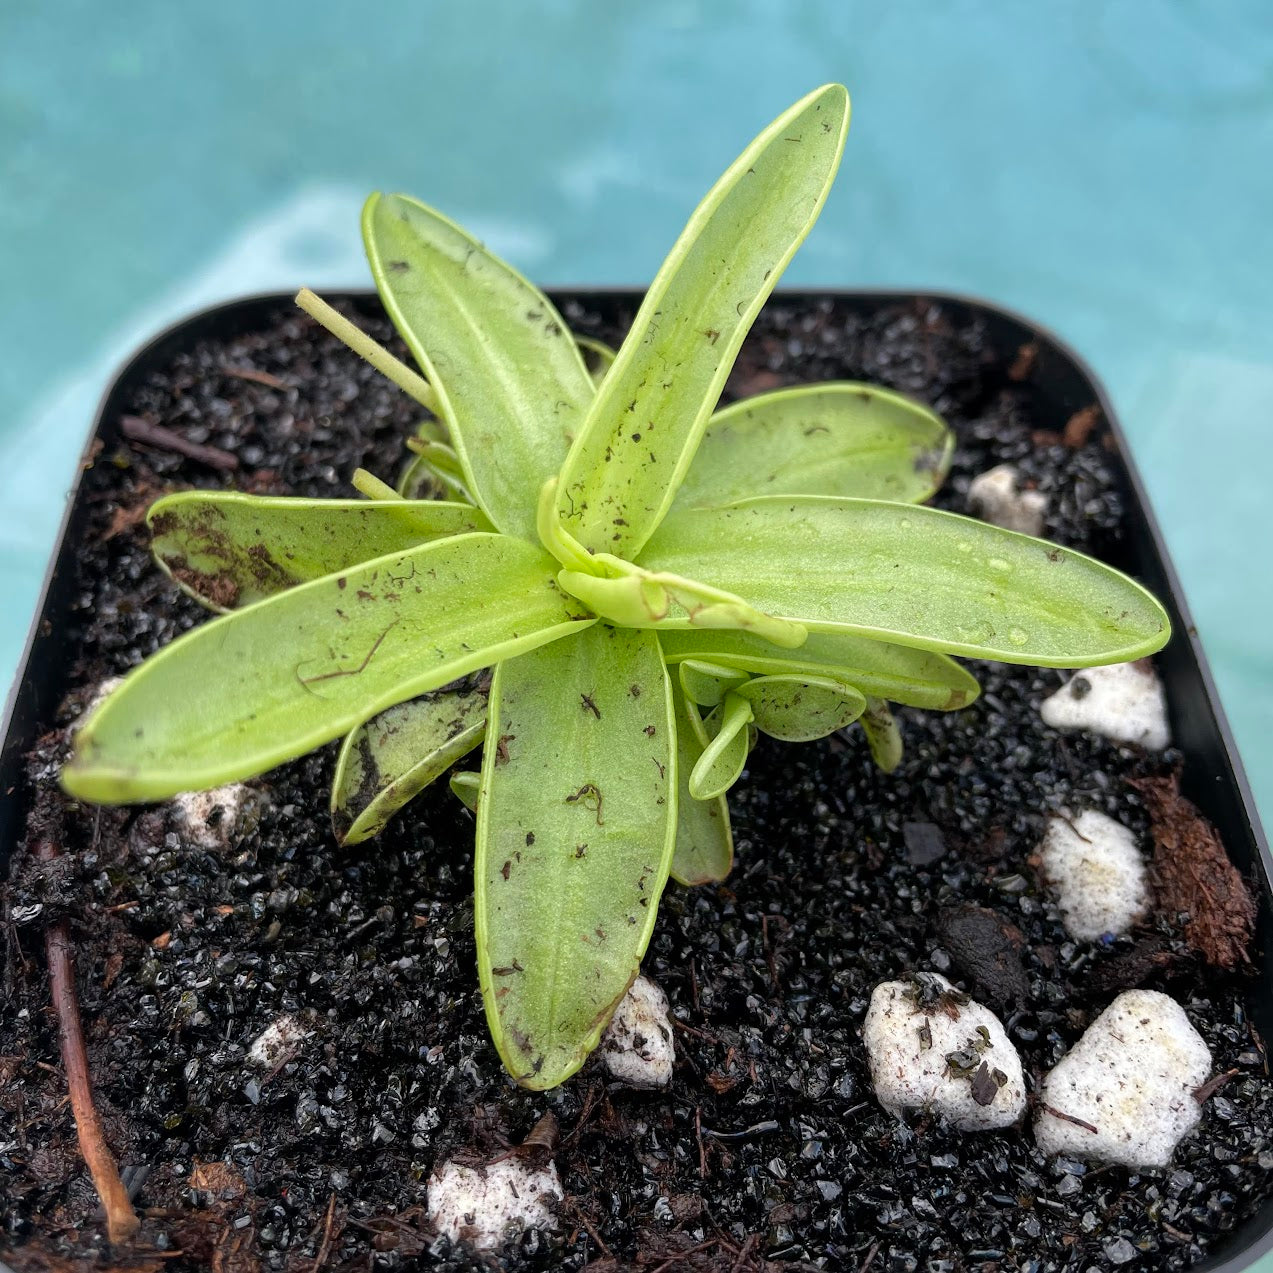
[1,287,1269,1273]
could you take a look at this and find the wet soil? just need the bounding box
[2,295,1270,1272]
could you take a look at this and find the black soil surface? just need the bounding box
[2,295,1270,1273]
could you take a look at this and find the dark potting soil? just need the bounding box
[1,295,1269,1273]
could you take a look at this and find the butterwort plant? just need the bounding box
[63,85,1170,1089]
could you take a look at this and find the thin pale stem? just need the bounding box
[295,288,439,415]
[351,468,404,502]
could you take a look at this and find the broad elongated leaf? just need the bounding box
[63,534,594,803]
[736,674,866,742]
[668,677,733,886]
[555,84,850,557]
[675,383,952,510]
[689,693,753,801]
[641,497,1170,667]
[148,492,491,611]
[363,192,595,540]
[331,680,488,845]
[658,628,979,711]
[474,626,676,1089]
[859,696,903,772]
[678,659,751,708]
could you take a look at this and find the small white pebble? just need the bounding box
[1035,990,1211,1168]
[601,976,674,1088]
[1040,660,1169,751]
[171,783,260,851]
[73,677,123,731]
[1039,810,1148,942]
[863,973,1026,1131]
[247,1014,312,1068]
[427,1158,562,1252]
[967,464,1049,537]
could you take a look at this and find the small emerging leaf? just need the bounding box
[364,193,595,540]
[658,628,979,711]
[689,692,753,801]
[735,674,866,742]
[64,534,594,803]
[331,680,488,845]
[148,492,492,611]
[450,770,480,812]
[642,497,1171,667]
[475,626,676,1089]
[668,675,733,886]
[576,335,617,386]
[859,696,904,772]
[556,84,850,556]
[676,383,952,509]
[678,659,751,709]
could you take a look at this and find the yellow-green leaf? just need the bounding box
[735,674,866,742]
[668,675,733,886]
[675,382,952,509]
[658,627,979,711]
[642,497,1170,667]
[148,492,491,610]
[555,84,850,557]
[363,192,595,540]
[330,681,488,845]
[63,534,593,803]
[474,626,676,1089]
[689,692,753,801]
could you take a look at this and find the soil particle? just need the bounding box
[936,904,1029,1009]
[1132,773,1257,969]
[1,295,1269,1273]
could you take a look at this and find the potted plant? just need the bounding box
[2,85,1269,1272]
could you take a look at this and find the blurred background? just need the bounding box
[1,1,1269,824]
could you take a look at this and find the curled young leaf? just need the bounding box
[675,382,952,509]
[555,84,850,556]
[689,692,754,801]
[474,626,676,1090]
[658,627,979,711]
[63,534,594,803]
[558,557,807,650]
[668,675,733,886]
[363,193,595,540]
[642,497,1171,667]
[735,673,866,742]
[859,696,904,773]
[148,492,493,611]
[331,680,488,845]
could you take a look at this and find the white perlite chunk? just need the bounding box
[1035,990,1211,1168]
[1040,660,1169,751]
[601,976,674,1088]
[863,973,1026,1131]
[171,783,260,851]
[1039,810,1149,942]
[427,1158,562,1252]
[967,464,1049,536]
[247,1014,312,1068]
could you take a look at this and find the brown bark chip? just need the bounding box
[1132,774,1255,969]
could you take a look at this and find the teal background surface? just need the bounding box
[2,1,1270,847]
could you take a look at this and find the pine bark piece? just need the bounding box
[1132,773,1255,969]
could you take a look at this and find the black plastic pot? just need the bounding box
[1,290,1269,1271]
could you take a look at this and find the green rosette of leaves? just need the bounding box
[63,84,1169,1090]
